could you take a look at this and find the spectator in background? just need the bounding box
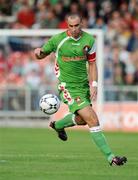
[25,69,41,89]
[94,17,107,32]
[41,9,59,28]
[78,0,88,17]
[23,51,41,75]
[110,46,126,85]
[123,11,134,30]
[114,18,132,48]
[11,0,23,16]
[104,45,114,85]
[99,0,113,23]
[54,1,66,21]
[17,3,35,28]
[119,1,129,16]
[86,1,96,28]
[0,50,6,72]
[0,0,12,16]
[42,57,57,94]
[129,50,138,85]
[125,70,135,86]
[8,52,24,77]
[132,2,138,19]
[33,2,47,29]
[113,63,125,85]
[25,69,42,110]
[7,72,24,86]
[0,50,7,87]
[58,15,68,29]
[127,25,138,52]
[81,17,89,28]
[128,0,137,14]
[104,20,117,45]
[69,2,79,15]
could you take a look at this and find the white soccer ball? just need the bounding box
[39,94,60,115]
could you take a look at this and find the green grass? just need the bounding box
[0,128,138,180]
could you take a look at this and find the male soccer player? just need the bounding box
[34,14,127,166]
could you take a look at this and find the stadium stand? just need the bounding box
[0,0,138,109]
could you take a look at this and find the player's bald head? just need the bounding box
[67,14,82,23]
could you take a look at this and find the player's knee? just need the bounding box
[77,106,99,127]
[83,112,99,126]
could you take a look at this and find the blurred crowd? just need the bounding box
[0,0,138,89]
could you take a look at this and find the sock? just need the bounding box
[90,126,114,162]
[55,113,76,130]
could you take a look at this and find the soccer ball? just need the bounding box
[39,94,60,115]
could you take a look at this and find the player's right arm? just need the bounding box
[34,35,57,60]
[34,48,48,59]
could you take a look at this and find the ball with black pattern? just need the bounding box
[39,94,60,115]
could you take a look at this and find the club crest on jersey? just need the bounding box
[83,45,90,55]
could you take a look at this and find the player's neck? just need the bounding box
[67,30,82,40]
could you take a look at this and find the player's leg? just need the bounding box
[49,84,87,140]
[55,113,86,129]
[54,113,86,129]
[77,106,127,165]
[50,113,86,141]
[50,113,74,141]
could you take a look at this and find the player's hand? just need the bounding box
[34,48,46,59]
[90,86,97,101]
[34,48,42,57]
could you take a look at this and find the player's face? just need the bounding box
[67,17,82,39]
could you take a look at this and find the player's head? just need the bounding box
[66,14,82,39]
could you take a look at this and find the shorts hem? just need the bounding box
[70,101,91,113]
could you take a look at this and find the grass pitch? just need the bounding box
[0,127,138,180]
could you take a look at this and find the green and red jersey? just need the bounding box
[42,30,96,84]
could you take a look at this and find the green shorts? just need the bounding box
[58,82,91,113]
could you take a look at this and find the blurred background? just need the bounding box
[0,0,138,131]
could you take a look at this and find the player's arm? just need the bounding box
[89,61,98,84]
[87,41,98,101]
[88,61,98,101]
[34,36,56,60]
[34,48,49,59]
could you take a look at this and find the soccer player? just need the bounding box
[34,14,127,166]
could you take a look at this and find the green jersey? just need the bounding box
[42,31,96,85]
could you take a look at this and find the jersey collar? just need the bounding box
[66,30,82,41]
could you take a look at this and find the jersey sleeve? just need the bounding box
[87,40,96,63]
[42,35,57,54]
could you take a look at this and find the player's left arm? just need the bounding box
[88,61,98,101]
[87,41,98,101]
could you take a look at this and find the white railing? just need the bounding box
[104,85,138,102]
[0,85,138,118]
[0,85,52,118]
